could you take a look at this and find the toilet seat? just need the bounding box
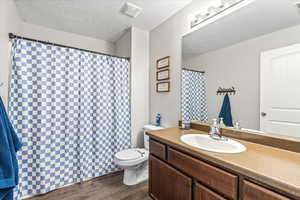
[114,124,163,186]
[115,148,146,161]
[115,148,149,167]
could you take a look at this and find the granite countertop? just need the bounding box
[146,128,300,198]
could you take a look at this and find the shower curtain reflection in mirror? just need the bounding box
[181,69,208,122]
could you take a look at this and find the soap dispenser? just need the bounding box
[155,113,161,127]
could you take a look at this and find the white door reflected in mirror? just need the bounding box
[261,44,300,138]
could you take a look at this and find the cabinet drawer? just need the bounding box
[150,139,166,160]
[168,148,238,200]
[195,183,226,200]
[243,180,290,200]
[149,155,192,200]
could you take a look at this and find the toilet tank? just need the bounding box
[143,125,163,150]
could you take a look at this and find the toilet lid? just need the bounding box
[115,149,147,161]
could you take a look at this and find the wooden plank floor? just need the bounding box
[26,173,151,200]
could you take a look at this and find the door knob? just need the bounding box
[261,112,267,117]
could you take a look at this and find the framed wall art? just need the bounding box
[156,81,170,92]
[156,56,170,70]
[157,69,170,81]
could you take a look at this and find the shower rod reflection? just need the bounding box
[182,68,205,73]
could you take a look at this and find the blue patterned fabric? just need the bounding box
[9,39,131,199]
[181,69,208,122]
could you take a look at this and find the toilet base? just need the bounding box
[123,161,148,186]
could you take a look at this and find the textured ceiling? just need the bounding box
[15,0,192,42]
[183,0,300,55]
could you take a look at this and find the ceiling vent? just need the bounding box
[121,2,142,18]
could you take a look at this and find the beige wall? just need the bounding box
[115,29,131,58]
[149,0,212,127]
[183,24,300,130]
[0,0,21,106]
[131,27,150,147]
[116,27,150,147]
[20,22,116,55]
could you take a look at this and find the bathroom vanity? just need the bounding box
[146,124,300,200]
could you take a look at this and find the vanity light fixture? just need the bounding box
[190,0,256,28]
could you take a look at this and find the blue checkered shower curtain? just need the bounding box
[181,69,208,122]
[9,39,131,199]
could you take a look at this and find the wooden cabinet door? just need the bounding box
[149,139,167,160]
[168,148,238,200]
[194,183,226,200]
[243,181,291,200]
[149,155,192,200]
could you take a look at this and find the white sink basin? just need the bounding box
[180,134,246,154]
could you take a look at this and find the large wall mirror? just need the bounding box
[181,0,300,138]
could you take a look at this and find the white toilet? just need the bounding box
[115,125,163,186]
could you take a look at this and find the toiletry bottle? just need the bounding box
[180,121,185,129]
[219,117,225,127]
[156,113,161,127]
[186,121,191,130]
[234,121,241,130]
[181,121,191,130]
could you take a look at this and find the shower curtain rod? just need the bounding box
[9,33,130,60]
[182,68,205,74]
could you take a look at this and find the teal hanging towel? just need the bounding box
[0,97,22,200]
[218,94,233,127]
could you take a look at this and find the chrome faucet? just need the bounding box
[210,118,227,141]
